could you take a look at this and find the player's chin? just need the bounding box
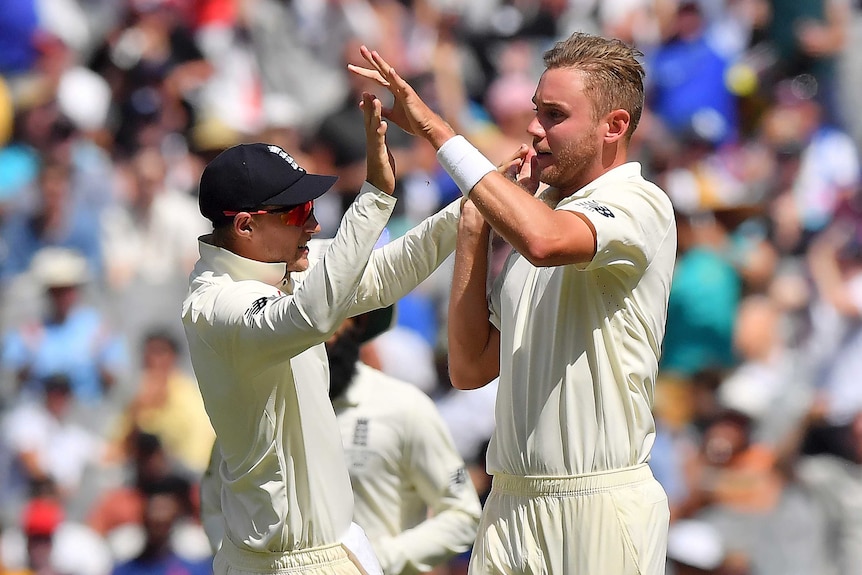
[537,164,561,186]
[287,249,310,273]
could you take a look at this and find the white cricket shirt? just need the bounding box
[183,183,460,554]
[333,364,481,575]
[487,162,677,477]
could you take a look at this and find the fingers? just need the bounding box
[506,144,530,165]
[375,100,389,137]
[347,64,390,87]
[498,144,530,177]
[360,45,391,78]
[357,46,413,95]
[361,92,373,130]
[346,45,392,88]
[519,149,540,194]
[498,146,539,193]
[361,92,387,135]
[517,148,537,181]
[363,90,397,195]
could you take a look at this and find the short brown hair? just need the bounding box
[543,32,645,139]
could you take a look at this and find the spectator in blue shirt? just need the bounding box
[2,247,127,404]
[0,156,103,283]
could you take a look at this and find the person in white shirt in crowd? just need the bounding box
[326,303,481,575]
[183,90,461,575]
[350,31,676,575]
[1,375,107,524]
[101,145,211,290]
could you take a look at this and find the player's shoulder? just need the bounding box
[596,173,676,226]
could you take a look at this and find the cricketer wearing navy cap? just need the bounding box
[199,143,337,226]
[184,92,464,575]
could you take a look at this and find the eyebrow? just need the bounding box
[533,98,567,110]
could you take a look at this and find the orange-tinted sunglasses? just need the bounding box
[223,201,314,227]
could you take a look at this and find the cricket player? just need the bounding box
[327,305,482,575]
[183,93,460,575]
[351,33,676,575]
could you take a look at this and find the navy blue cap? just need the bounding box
[199,143,337,224]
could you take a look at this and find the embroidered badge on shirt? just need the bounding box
[578,199,615,218]
[352,418,370,447]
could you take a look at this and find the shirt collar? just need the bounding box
[196,235,288,288]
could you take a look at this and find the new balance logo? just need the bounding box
[450,467,468,489]
[244,296,270,322]
[579,199,614,218]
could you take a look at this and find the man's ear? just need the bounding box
[233,213,254,236]
[603,109,631,143]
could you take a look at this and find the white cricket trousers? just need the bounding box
[215,539,369,575]
[468,463,669,575]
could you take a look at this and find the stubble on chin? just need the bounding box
[541,133,599,192]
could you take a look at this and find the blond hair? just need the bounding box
[543,32,645,139]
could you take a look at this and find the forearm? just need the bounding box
[300,185,394,314]
[434,136,594,265]
[349,199,461,315]
[285,85,398,334]
[248,184,397,353]
[470,172,576,261]
[448,215,499,389]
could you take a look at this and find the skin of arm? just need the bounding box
[447,200,500,390]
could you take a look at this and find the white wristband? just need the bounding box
[436,135,496,198]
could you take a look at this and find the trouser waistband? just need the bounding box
[491,463,654,496]
[218,538,350,573]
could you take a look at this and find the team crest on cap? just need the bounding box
[267,145,305,173]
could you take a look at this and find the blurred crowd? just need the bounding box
[1,0,862,574]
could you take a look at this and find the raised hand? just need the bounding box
[361,92,396,195]
[348,46,455,148]
[498,144,540,194]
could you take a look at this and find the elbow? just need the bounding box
[516,227,571,267]
[302,310,342,341]
[520,237,593,268]
[516,213,595,266]
[520,238,559,267]
[450,376,479,391]
[448,362,494,391]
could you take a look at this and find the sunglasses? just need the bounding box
[223,201,314,227]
